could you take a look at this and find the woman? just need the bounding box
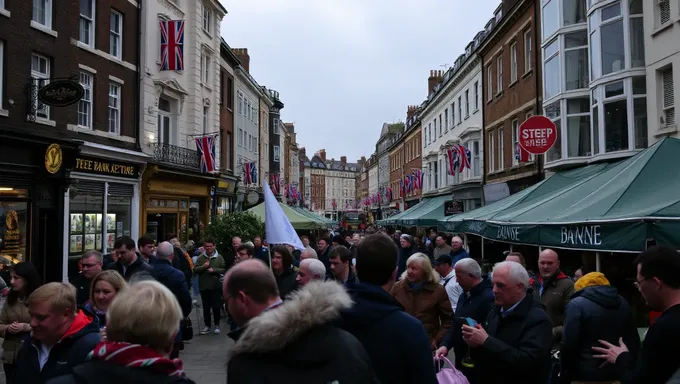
[390,253,453,350]
[84,270,127,329]
[0,262,41,384]
[47,280,195,384]
[271,245,298,299]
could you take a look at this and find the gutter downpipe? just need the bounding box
[134,0,143,151]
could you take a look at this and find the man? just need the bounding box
[449,236,470,266]
[331,235,346,247]
[329,245,357,284]
[300,235,311,248]
[224,259,377,383]
[397,234,417,277]
[296,258,327,287]
[71,250,103,306]
[137,236,156,264]
[252,236,269,266]
[435,258,495,383]
[505,251,526,268]
[300,247,318,260]
[167,235,192,285]
[531,249,574,343]
[461,261,552,384]
[317,237,332,271]
[235,243,254,263]
[193,238,226,335]
[433,235,452,258]
[337,233,437,384]
[434,254,463,312]
[349,233,361,258]
[593,246,680,384]
[225,236,242,271]
[107,236,154,281]
[16,282,101,383]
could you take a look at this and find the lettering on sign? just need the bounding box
[75,157,138,178]
[560,225,602,246]
[496,226,520,241]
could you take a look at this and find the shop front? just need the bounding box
[64,146,147,278]
[0,130,80,283]
[450,183,483,213]
[213,176,239,216]
[141,166,215,246]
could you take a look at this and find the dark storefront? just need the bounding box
[213,177,239,216]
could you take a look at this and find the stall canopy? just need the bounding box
[438,138,680,252]
[396,195,450,227]
[247,202,326,230]
[290,206,337,227]
[377,196,438,226]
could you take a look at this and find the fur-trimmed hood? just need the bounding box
[228,280,353,358]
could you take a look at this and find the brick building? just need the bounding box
[217,39,241,214]
[480,0,543,202]
[308,150,326,212]
[402,107,423,208]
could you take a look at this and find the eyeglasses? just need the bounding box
[634,278,652,290]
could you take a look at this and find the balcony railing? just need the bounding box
[152,143,200,170]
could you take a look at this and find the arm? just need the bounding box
[483,313,553,370]
[554,281,576,340]
[212,256,226,275]
[175,272,193,318]
[192,256,207,274]
[0,301,10,337]
[405,320,439,384]
[559,300,582,383]
[435,287,454,345]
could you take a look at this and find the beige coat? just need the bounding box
[0,299,31,364]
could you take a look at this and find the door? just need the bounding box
[35,207,61,282]
[146,213,177,243]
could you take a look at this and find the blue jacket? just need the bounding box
[151,258,192,318]
[450,248,470,266]
[15,310,101,383]
[337,283,437,384]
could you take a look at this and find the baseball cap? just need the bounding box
[435,254,453,266]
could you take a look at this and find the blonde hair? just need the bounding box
[28,282,78,317]
[402,253,440,284]
[106,280,182,352]
[89,270,127,310]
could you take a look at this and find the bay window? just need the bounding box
[545,102,562,162]
[564,31,589,90]
[543,0,559,40]
[563,0,586,25]
[629,0,644,67]
[566,98,591,157]
[544,39,561,100]
[473,141,480,177]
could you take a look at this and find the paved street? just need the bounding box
[181,327,233,383]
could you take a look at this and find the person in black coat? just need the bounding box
[168,236,192,286]
[462,261,553,384]
[106,236,154,282]
[152,242,192,317]
[271,245,299,299]
[560,272,640,383]
[397,234,417,278]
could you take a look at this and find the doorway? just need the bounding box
[146,213,177,243]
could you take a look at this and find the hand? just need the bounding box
[7,322,22,334]
[430,340,438,350]
[207,268,214,273]
[435,346,448,359]
[592,337,628,365]
[1,287,8,297]
[462,323,488,348]
[100,327,107,340]
[203,261,210,267]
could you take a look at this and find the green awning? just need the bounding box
[246,202,326,230]
[290,206,337,227]
[377,200,428,226]
[396,195,451,227]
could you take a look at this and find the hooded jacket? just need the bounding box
[16,310,102,383]
[531,270,575,342]
[227,281,378,383]
[560,285,640,383]
[337,283,438,384]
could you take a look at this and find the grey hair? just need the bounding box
[493,261,530,290]
[455,258,482,278]
[402,253,440,284]
[243,241,254,248]
[400,234,413,245]
[301,247,318,259]
[300,259,326,280]
[82,250,103,263]
[156,241,174,259]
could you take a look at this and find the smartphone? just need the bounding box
[456,317,478,327]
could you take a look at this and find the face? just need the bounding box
[318,240,328,253]
[236,249,251,263]
[115,245,137,266]
[399,238,409,248]
[254,237,262,247]
[232,237,241,248]
[345,236,352,244]
[301,237,310,247]
[81,256,103,280]
[10,271,25,292]
[455,266,475,291]
[574,269,584,281]
[329,256,348,278]
[271,252,283,272]
[436,236,446,247]
[296,264,313,286]
[429,231,437,240]
[352,235,361,245]
[636,264,663,311]
[505,255,522,266]
[139,243,155,257]
[451,237,463,251]
[406,260,425,283]
[538,251,559,278]
[29,300,71,344]
[491,267,523,308]
[93,280,117,311]
[434,263,450,277]
[204,242,216,255]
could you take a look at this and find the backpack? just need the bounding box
[435,357,470,384]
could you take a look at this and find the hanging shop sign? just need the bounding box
[75,156,140,178]
[44,143,63,174]
[38,80,85,107]
[444,200,464,216]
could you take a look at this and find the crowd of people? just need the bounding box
[0,229,679,383]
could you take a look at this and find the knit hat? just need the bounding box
[574,272,610,291]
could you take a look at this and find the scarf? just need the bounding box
[88,341,186,377]
[409,281,424,292]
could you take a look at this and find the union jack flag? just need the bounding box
[447,147,456,175]
[456,144,471,172]
[270,173,280,195]
[412,169,423,190]
[242,162,257,185]
[195,135,217,173]
[160,20,185,71]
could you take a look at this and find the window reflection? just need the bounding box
[0,201,28,264]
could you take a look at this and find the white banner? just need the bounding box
[263,182,305,250]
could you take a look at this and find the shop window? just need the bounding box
[0,194,29,264]
[188,200,203,244]
[604,98,628,152]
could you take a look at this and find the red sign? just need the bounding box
[518,115,557,154]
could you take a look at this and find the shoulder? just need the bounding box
[527,304,553,324]
[556,278,575,290]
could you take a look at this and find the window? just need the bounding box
[545,102,562,162]
[273,146,280,162]
[110,11,123,59]
[524,29,532,73]
[238,129,243,147]
[629,1,644,67]
[566,98,591,157]
[201,53,210,84]
[632,76,647,148]
[273,118,279,134]
[510,42,518,82]
[604,98,628,152]
[226,78,233,109]
[465,90,470,117]
[439,114,442,136]
[237,92,243,115]
[108,83,121,134]
[512,119,519,165]
[544,39,561,99]
[452,102,456,126]
[472,141,480,177]
[542,0,558,40]
[226,133,233,169]
[564,31,589,90]
[202,4,213,34]
[434,118,438,138]
[79,0,95,47]
[32,0,52,29]
[600,3,625,76]
[474,81,479,110]
[496,56,503,93]
[487,66,493,101]
[458,96,462,123]
[662,67,675,127]
[157,97,172,144]
[498,128,504,170]
[589,14,600,81]
[658,0,671,24]
[0,0,4,9]
[78,72,93,128]
[428,124,432,144]
[488,132,495,172]
[444,109,448,132]
[564,0,586,25]
[202,106,209,134]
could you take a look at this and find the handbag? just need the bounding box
[435,356,470,384]
[181,317,193,341]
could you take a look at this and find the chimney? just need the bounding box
[407,105,418,119]
[233,48,251,73]
[299,147,306,157]
[427,70,444,95]
[340,156,347,165]
[318,149,326,161]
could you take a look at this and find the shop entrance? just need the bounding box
[146,213,178,243]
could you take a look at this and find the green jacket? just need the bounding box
[193,252,226,291]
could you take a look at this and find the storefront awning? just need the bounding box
[377,198,429,226]
[290,206,337,227]
[246,202,327,230]
[397,195,450,227]
[438,138,680,252]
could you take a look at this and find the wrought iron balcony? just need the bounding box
[152,143,200,170]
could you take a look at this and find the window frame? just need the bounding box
[498,127,504,170]
[496,55,503,94]
[79,0,95,47]
[524,29,533,73]
[110,10,123,59]
[564,30,589,91]
[458,96,462,124]
[108,82,121,134]
[661,67,675,127]
[32,0,53,29]
[512,119,519,165]
[202,3,213,35]
[474,81,479,111]
[273,145,280,162]
[201,53,211,85]
[487,65,493,101]
[465,89,470,117]
[510,42,518,83]
[78,71,94,129]
[202,105,210,134]
[488,132,495,172]
[31,54,51,119]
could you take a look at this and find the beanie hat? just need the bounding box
[575,272,610,291]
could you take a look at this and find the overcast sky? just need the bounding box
[219,0,500,163]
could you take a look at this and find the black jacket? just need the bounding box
[275,266,299,300]
[473,293,553,384]
[560,285,640,383]
[171,247,192,286]
[397,246,417,278]
[45,360,195,384]
[337,283,438,384]
[106,256,154,282]
[151,259,192,318]
[227,281,378,383]
[70,273,91,306]
[16,311,102,384]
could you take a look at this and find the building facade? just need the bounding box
[0,0,144,281]
[355,156,368,207]
[308,151,326,213]
[366,154,378,219]
[284,123,300,205]
[258,89,272,188]
[401,107,424,209]
[376,123,404,216]
[323,155,358,219]
[643,0,679,144]
[267,89,283,198]
[300,148,311,208]
[481,0,542,203]
[216,39,240,215]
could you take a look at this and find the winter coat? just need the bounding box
[106,256,154,282]
[151,259,192,318]
[472,293,553,384]
[560,285,640,383]
[15,310,102,383]
[390,279,453,348]
[531,270,575,342]
[70,273,92,306]
[0,297,31,364]
[337,283,438,384]
[171,247,192,286]
[227,281,378,383]
[450,248,470,266]
[45,361,196,384]
[275,266,299,300]
[396,246,418,277]
[192,252,226,291]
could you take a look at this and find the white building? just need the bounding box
[324,158,358,217]
[376,123,403,214]
[367,158,378,205]
[643,0,679,144]
[290,147,300,196]
[234,61,263,187]
[421,35,485,211]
